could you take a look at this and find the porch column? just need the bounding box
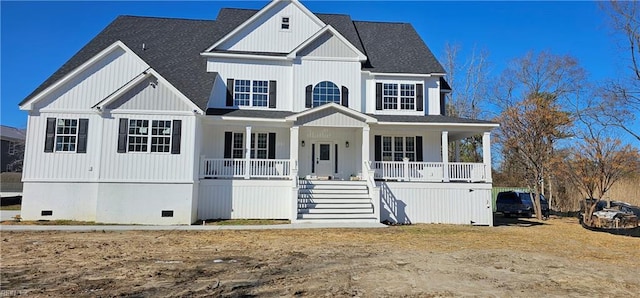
[290,126,299,178]
[482,132,492,182]
[244,126,251,179]
[441,131,449,182]
[361,125,370,177]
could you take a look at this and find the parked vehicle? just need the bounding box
[496,191,549,218]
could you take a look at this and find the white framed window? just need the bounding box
[252,81,269,107]
[229,132,272,159]
[383,84,398,110]
[127,119,173,153]
[313,81,340,107]
[383,83,417,110]
[234,80,251,106]
[128,120,149,152]
[55,119,78,152]
[150,120,172,153]
[400,84,415,110]
[382,136,415,161]
[232,133,244,158]
[235,80,269,107]
[281,17,290,30]
[251,133,269,159]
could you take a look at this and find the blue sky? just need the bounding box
[0,1,629,139]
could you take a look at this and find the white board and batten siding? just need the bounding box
[217,1,322,53]
[363,76,441,115]
[198,180,292,220]
[379,182,493,226]
[34,48,148,112]
[207,58,292,110]
[297,32,361,59]
[292,59,362,112]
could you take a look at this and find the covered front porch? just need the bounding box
[199,104,495,183]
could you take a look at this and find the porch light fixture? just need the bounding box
[301,140,305,147]
[345,141,349,148]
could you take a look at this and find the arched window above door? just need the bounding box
[312,81,340,107]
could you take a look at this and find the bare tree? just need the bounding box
[598,0,640,141]
[495,92,573,219]
[442,43,491,162]
[562,120,640,226]
[493,51,586,218]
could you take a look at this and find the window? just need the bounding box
[382,83,417,110]
[127,119,173,153]
[151,120,172,153]
[232,133,244,158]
[235,80,269,107]
[7,142,16,155]
[312,81,340,107]
[55,119,78,152]
[281,17,290,30]
[382,136,416,161]
[233,133,270,159]
[128,120,149,152]
[383,84,398,110]
[251,133,269,159]
[400,84,415,110]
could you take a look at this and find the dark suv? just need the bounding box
[496,191,549,218]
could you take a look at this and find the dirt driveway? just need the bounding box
[1,217,639,297]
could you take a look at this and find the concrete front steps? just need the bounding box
[297,180,377,223]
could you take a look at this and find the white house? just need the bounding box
[18,0,498,225]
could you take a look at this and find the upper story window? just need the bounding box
[313,81,340,107]
[281,17,290,30]
[376,82,423,112]
[234,80,269,107]
[383,83,415,110]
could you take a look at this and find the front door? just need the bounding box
[315,143,333,177]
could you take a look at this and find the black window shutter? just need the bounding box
[305,85,313,108]
[268,133,276,159]
[171,120,182,154]
[311,144,315,173]
[416,136,423,162]
[117,118,128,153]
[224,131,232,158]
[44,117,56,153]
[374,135,382,162]
[77,119,89,153]
[416,83,424,112]
[440,93,446,116]
[335,144,338,173]
[341,86,349,107]
[376,83,383,110]
[226,78,234,107]
[268,81,277,109]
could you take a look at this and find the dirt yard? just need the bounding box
[1,217,639,297]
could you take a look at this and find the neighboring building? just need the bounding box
[0,125,26,172]
[18,0,498,225]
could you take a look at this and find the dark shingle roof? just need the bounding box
[206,108,295,118]
[355,21,445,74]
[21,16,219,110]
[370,114,496,125]
[0,125,26,141]
[22,5,446,109]
[440,78,452,91]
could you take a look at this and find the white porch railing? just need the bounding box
[201,158,290,179]
[371,160,487,182]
